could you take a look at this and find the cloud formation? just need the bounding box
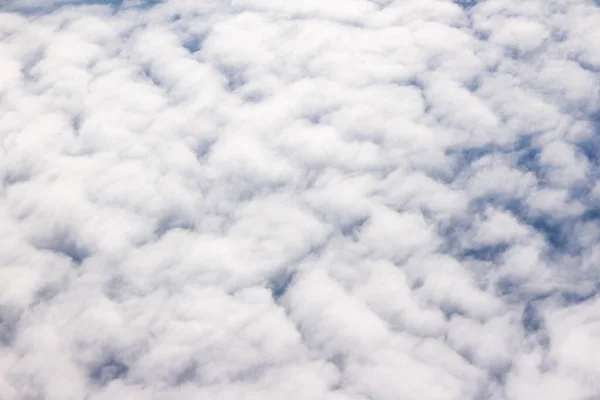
[1,0,599,399]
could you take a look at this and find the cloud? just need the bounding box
[1,0,600,399]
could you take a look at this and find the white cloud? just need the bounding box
[1,0,600,399]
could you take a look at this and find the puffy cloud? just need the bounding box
[1,0,600,399]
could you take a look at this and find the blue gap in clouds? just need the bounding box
[443,145,495,184]
[454,0,478,10]
[515,288,598,343]
[521,298,550,348]
[461,243,510,262]
[4,0,161,14]
[268,270,296,301]
[82,0,162,8]
[182,35,205,54]
[579,138,600,166]
[497,276,599,306]
[89,356,129,385]
[530,216,572,251]
[560,287,598,306]
[445,136,541,186]
[522,300,544,334]
[515,135,541,173]
[441,140,578,259]
[446,136,541,179]
[503,199,573,253]
[436,218,465,250]
[496,286,548,319]
[580,111,600,166]
[86,0,122,4]
[582,207,600,222]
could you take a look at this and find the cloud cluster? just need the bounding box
[1,0,599,399]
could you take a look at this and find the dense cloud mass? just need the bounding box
[0,0,600,398]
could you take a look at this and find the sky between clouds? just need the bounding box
[0,0,600,399]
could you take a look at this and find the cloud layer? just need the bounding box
[1,0,599,399]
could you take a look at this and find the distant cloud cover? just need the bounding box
[1,0,599,399]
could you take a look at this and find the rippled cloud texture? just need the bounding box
[1,0,600,399]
